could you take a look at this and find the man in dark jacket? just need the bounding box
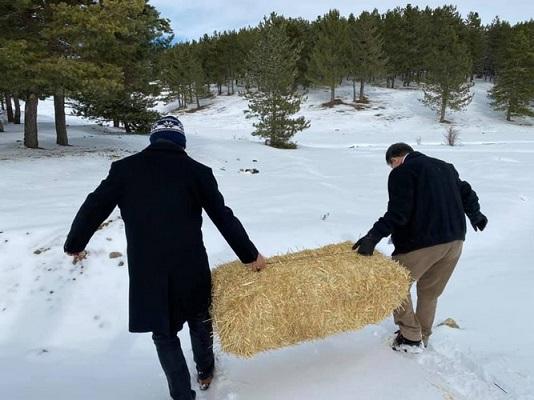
[353,143,487,353]
[64,116,265,400]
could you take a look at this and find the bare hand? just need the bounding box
[249,253,266,272]
[67,250,87,265]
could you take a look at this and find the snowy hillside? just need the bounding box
[1,81,533,399]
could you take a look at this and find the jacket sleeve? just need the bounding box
[64,162,123,253]
[454,167,482,222]
[368,167,415,240]
[198,168,258,264]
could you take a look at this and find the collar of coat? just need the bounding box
[404,151,424,163]
[145,141,186,154]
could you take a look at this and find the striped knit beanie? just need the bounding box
[149,115,186,148]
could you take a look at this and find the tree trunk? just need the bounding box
[217,83,222,95]
[124,122,131,133]
[196,92,200,109]
[113,119,120,128]
[330,85,335,102]
[13,96,21,124]
[5,95,14,122]
[506,102,512,121]
[24,93,39,148]
[1,97,5,110]
[439,98,447,123]
[226,80,230,95]
[359,80,365,102]
[231,78,234,95]
[54,94,68,145]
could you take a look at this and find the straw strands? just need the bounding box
[211,241,410,358]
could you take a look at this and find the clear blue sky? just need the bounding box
[151,0,534,41]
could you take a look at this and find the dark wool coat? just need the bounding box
[64,142,258,333]
[369,151,483,255]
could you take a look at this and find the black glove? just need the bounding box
[471,213,488,232]
[352,235,379,256]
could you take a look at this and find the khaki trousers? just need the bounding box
[392,240,463,343]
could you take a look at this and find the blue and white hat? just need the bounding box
[150,115,186,148]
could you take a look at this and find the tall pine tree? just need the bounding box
[161,42,207,109]
[245,14,310,148]
[489,27,534,120]
[347,11,386,102]
[308,10,348,102]
[382,7,403,88]
[464,12,485,81]
[68,0,172,133]
[484,18,512,81]
[422,8,473,122]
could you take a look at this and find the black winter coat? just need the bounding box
[64,142,258,333]
[368,152,483,255]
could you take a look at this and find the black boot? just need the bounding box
[392,331,424,354]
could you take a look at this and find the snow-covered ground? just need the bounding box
[1,81,533,399]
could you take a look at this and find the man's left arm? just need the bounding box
[454,167,487,231]
[64,162,123,254]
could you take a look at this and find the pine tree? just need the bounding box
[284,17,314,88]
[382,7,403,88]
[0,1,52,148]
[484,18,512,81]
[464,12,485,81]
[489,28,534,121]
[245,14,310,149]
[0,40,25,126]
[201,33,227,95]
[161,42,208,109]
[189,44,209,108]
[65,0,172,133]
[308,10,349,102]
[382,5,431,88]
[43,1,126,145]
[422,9,473,123]
[217,31,242,95]
[347,11,386,102]
[398,5,423,86]
[0,0,164,146]
[234,27,259,90]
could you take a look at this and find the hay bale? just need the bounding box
[212,241,410,358]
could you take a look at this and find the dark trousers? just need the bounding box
[153,311,214,400]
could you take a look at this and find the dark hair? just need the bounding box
[385,143,414,164]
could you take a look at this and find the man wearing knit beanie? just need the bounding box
[149,115,187,148]
[64,115,266,400]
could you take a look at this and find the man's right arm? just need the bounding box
[368,167,415,240]
[354,167,415,255]
[64,162,122,254]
